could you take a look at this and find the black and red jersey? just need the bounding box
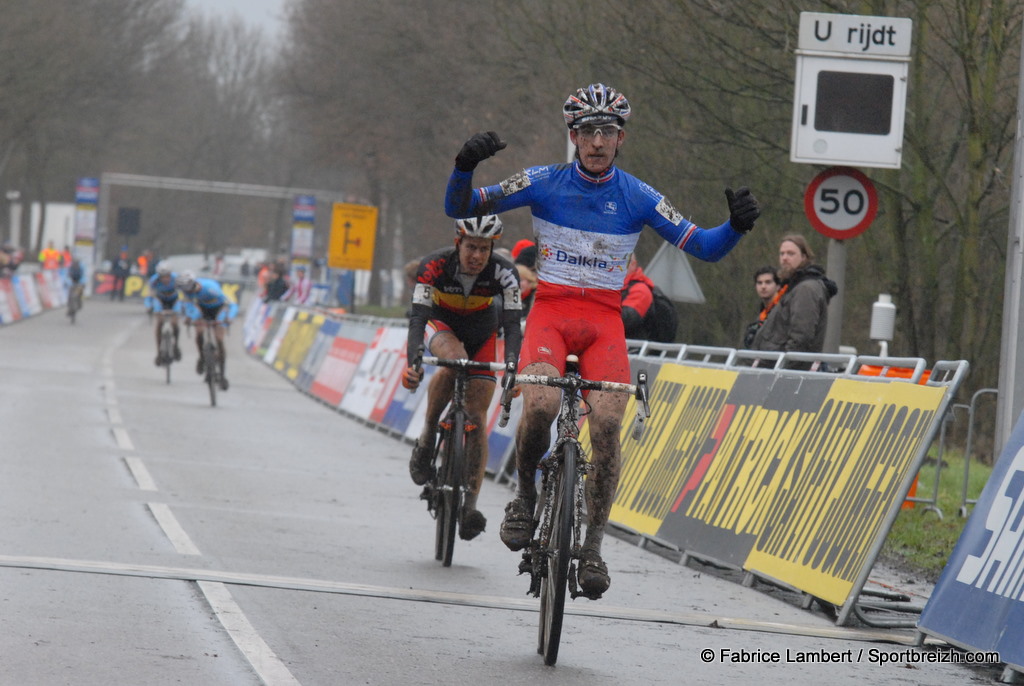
[406,245,522,366]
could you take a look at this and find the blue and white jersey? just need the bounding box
[446,161,742,292]
[185,277,229,309]
[182,277,237,321]
[147,273,181,311]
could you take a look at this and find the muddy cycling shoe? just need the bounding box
[577,548,610,600]
[499,496,536,551]
[459,508,487,541]
[408,440,434,486]
[196,358,205,375]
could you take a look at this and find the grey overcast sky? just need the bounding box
[185,0,287,41]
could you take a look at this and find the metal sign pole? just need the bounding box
[995,28,1024,452]
[823,238,847,354]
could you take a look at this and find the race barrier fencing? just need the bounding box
[244,302,975,633]
[0,269,70,325]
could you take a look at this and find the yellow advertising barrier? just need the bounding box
[273,311,325,380]
[607,359,953,614]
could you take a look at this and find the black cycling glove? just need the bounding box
[455,131,507,172]
[725,186,760,233]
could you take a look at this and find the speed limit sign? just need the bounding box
[803,166,878,240]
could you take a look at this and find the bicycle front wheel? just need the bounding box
[161,329,173,385]
[434,413,465,567]
[538,442,576,665]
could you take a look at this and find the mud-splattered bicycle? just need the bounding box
[414,352,509,566]
[498,354,650,665]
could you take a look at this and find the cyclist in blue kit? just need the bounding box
[147,262,183,365]
[445,83,760,599]
[176,271,238,390]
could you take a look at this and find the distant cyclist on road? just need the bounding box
[147,262,183,365]
[176,271,238,391]
[403,215,523,541]
[444,83,760,599]
[65,258,86,318]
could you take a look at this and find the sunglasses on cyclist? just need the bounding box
[575,124,622,140]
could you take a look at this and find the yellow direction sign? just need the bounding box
[329,203,378,270]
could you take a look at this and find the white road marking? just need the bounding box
[112,426,134,451]
[146,503,201,556]
[198,580,302,686]
[95,316,300,683]
[124,457,157,491]
[104,381,118,406]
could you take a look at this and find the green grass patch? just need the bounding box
[882,449,993,582]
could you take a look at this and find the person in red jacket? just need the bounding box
[620,254,656,340]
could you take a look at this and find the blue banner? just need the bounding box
[918,411,1024,671]
[293,195,316,224]
[75,177,99,205]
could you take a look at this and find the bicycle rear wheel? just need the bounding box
[538,442,576,665]
[204,335,218,407]
[67,293,78,324]
[434,413,465,567]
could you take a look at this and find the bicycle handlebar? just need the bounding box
[498,360,517,427]
[411,349,512,397]
[497,364,652,439]
[509,373,638,395]
[421,356,508,373]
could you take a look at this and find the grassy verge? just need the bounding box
[882,449,993,582]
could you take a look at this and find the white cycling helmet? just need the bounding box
[563,83,631,129]
[156,261,172,276]
[175,271,196,291]
[455,215,503,240]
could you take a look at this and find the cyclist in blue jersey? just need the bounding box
[176,271,238,391]
[147,262,183,365]
[445,83,760,599]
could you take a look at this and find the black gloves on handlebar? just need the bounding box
[455,131,507,172]
[725,186,760,234]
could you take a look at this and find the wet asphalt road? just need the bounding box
[0,298,1004,685]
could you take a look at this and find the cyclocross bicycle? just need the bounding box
[498,354,650,666]
[199,320,226,406]
[155,310,177,384]
[66,283,84,324]
[414,352,510,567]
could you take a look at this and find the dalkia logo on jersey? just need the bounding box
[553,250,610,270]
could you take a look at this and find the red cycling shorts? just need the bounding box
[424,320,499,380]
[518,282,629,384]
